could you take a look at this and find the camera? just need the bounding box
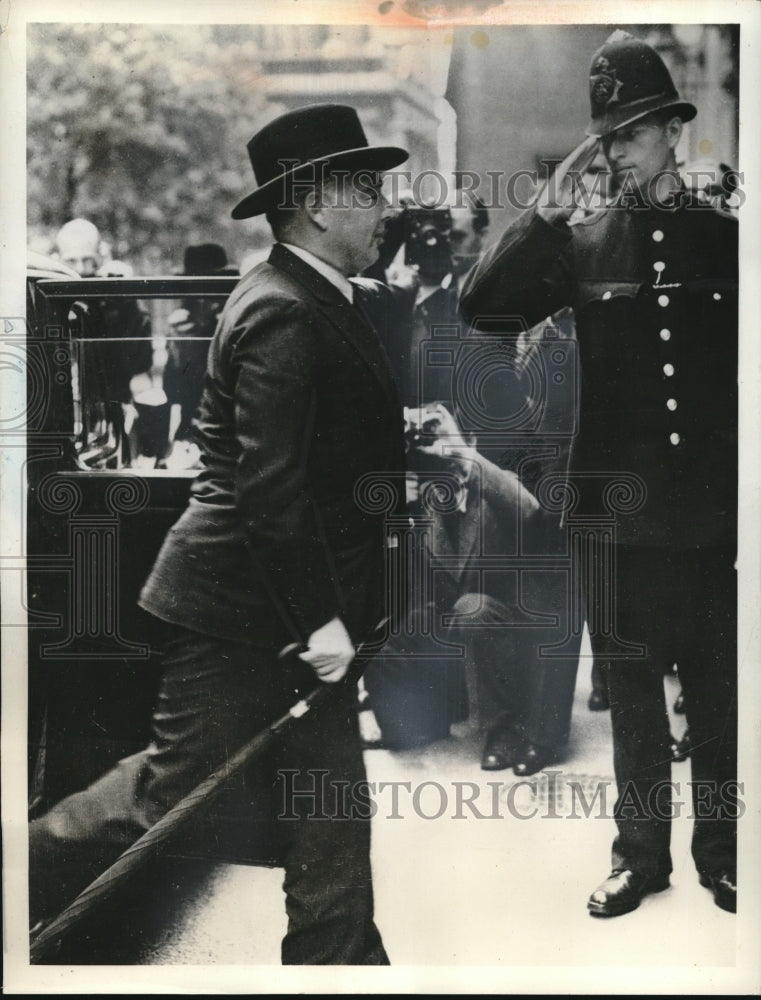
[402,207,453,272]
[378,207,454,276]
[404,404,441,452]
[404,404,452,475]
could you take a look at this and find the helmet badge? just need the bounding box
[590,56,624,108]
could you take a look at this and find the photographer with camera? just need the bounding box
[362,193,584,772]
[359,195,493,749]
[362,401,540,750]
[368,193,490,408]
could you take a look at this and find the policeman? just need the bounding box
[460,30,738,916]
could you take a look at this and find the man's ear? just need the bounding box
[665,116,683,150]
[303,189,328,232]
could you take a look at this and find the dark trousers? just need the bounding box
[29,624,388,965]
[365,496,580,751]
[587,545,737,879]
[474,512,581,750]
[474,578,580,749]
[362,603,469,750]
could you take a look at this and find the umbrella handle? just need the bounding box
[278,641,308,661]
[277,616,389,672]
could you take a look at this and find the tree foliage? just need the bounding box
[27,24,276,273]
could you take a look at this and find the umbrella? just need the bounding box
[29,631,385,963]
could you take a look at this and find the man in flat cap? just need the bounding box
[460,31,738,916]
[30,104,408,963]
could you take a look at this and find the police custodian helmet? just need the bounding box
[586,30,697,138]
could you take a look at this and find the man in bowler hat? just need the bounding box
[29,104,408,963]
[460,31,738,916]
[163,243,239,442]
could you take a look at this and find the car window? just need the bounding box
[30,276,237,474]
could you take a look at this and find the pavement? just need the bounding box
[125,660,738,973]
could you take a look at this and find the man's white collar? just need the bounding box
[280,243,354,303]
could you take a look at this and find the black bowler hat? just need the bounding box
[586,30,697,138]
[231,103,409,220]
[182,243,237,275]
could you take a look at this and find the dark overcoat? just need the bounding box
[140,243,405,648]
[459,196,738,550]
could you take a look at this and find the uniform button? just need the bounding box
[658,294,670,307]
[670,432,680,445]
[602,291,612,300]
[660,328,671,341]
[652,229,664,242]
[666,398,677,411]
[663,363,674,376]
[653,261,665,274]
[713,292,722,301]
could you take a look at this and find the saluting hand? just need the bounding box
[299,616,355,683]
[536,135,601,225]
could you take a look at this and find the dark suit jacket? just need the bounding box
[140,243,404,647]
[460,196,738,549]
[421,456,540,612]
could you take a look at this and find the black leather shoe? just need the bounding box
[699,871,736,913]
[588,688,609,711]
[512,743,560,776]
[588,869,670,917]
[670,728,691,762]
[673,691,686,714]
[481,729,518,771]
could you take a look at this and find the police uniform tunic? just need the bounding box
[460,192,738,879]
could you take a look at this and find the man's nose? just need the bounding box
[378,192,393,221]
[606,134,628,161]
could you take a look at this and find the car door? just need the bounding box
[25,272,237,816]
